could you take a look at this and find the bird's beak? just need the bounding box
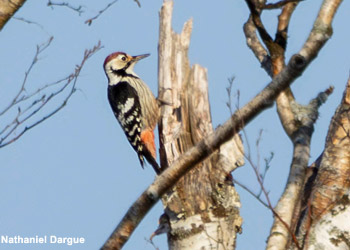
[131,53,150,62]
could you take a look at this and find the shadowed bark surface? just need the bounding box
[293,77,350,249]
[100,1,345,249]
[157,2,244,249]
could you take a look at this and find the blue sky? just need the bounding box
[0,0,349,249]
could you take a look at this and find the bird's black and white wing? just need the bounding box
[108,81,145,167]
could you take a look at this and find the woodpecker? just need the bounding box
[103,52,160,174]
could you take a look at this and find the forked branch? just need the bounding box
[0,40,102,148]
[102,57,314,250]
[101,0,342,249]
[47,1,84,15]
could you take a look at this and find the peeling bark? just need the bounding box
[243,1,343,249]
[268,87,333,250]
[101,1,341,248]
[294,77,350,249]
[158,2,244,249]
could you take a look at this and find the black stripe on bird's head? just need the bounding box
[104,52,150,78]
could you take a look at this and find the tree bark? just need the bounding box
[157,1,244,249]
[0,0,27,31]
[292,77,350,249]
[100,0,339,248]
[253,0,343,249]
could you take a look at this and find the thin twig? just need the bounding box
[0,37,54,117]
[134,0,141,7]
[258,152,274,197]
[225,76,235,116]
[238,134,302,249]
[85,0,118,26]
[255,129,263,175]
[47,1,84,15]
[0,41,102,148]
[144,238,159,250]
[233,177,270,209]
[101,0,342,247]
[12,16,51,35]
[228,79,274,201]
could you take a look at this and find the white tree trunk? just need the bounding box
[307,203,350,250]
[293,77,350,249]
[157,1,244,249]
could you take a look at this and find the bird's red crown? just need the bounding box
[103,51,127,68]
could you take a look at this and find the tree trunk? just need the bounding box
[157,1,244,249]
[292,77,350,249]
[100,1,344,249]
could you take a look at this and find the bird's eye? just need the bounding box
[121,56,126,61]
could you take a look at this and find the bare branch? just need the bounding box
[243,0,299,77]
[225,76,236,115]
[144,238,159,250]
[263,0,302,10]
[233,177,270,209]
[293,77,350,248]
[267,86,334,250]
[84,0,141,26]
[274,2,300,137]
[235,124,301,249]
[244,16,272,76]
[231,131,273,210]
[245,0,274,50]
[47,1,84,15]
[101,0,342,248]
[259,152,274,197]
[101,55,318,250]
[134,0,141,8]
[12,16,50,35]
[0,41,102,148]
[85,0,118,26]
[0,37,54,117]
[244,1,342,249]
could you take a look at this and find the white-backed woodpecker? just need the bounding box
[103,52,160,174]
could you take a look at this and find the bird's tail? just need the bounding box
[140,129,161,174]
[142,149,161,175]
